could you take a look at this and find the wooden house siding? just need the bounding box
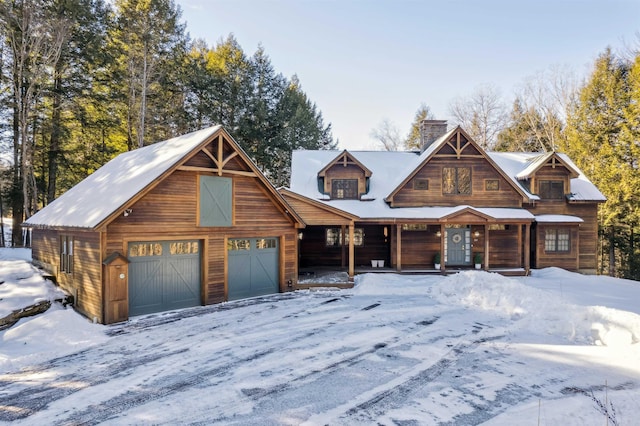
[399,228,440,268]
[32,228,102,321]
[526,203,599,272]
[486,226,520,268]
[391,157,522,208]
[323,164,367,197]
[281,194,353,226]
[106,169,298,308]
[534,224,581,271]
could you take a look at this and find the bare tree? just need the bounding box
[449,84,507,150]
[370,118,403,151]
[516,66,577,151]
[0,0,69,233]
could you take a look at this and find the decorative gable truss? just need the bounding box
[175,130,304,227]
[317,150,372,200]
[385,127,532,207]
[178,133,257,178]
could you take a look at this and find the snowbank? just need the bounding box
[0,248,108,372]
[354,270,640,347]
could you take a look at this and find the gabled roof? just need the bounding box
[288,135,605,220]
[515,151,580,180]
[25,126,304,229]
[317,150,372,177]
[490,152,606,202]
[385,127,532,203]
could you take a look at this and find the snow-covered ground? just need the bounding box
[0,248,639,425]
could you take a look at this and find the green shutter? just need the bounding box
[200,176,232,227]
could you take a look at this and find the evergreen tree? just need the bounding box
[563,48,635,277]
[495,98,558,152]
[404,103,435,150]
[109,0,187,149]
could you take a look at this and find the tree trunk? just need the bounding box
[608,226,616,276]
[11,91,22,247]
[47,71,62,204]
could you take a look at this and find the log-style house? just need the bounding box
[25,126,303,324]
[282,120,605,279]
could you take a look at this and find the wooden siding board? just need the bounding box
[105,168,298,319]
[391,157,522,207]
[32,229,102,321]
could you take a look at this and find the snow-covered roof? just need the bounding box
[535,215,584,223]
[288,146,605,221]
[490,152,605,202]
[25,126,222,229]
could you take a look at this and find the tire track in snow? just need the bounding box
[300,327,506,425]
[0,292,348,422]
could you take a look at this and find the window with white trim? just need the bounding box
[544,228,570,252]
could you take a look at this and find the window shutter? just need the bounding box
[200,176,232,227]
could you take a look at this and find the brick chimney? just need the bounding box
[420,119,448,152]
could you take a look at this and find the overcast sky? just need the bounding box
[176,0,640,150]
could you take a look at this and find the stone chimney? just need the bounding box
[419,119,448,152]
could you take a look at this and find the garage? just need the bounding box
[128,240,201,316]
[227,237,279,300]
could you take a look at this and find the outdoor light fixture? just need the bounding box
[436,230,442,237]
[123,208,133,217]
[474,230,480,237]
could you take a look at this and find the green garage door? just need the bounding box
[128,241,201,316]
[227,237,279,301]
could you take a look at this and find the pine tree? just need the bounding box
[563,48,635,277]
[495,98,558,152]
[404,103,435,150]
[109,0,187,149]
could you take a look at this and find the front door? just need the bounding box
[446,228,471,266]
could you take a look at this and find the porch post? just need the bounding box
[517,223,522,271]
[396,224,402,272]
[348,222,355,281]
[341,224,346,269]
[440,224,445,273]
[524,223,531,274]
[484,225,489,271]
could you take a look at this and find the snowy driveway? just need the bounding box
[1,270,640,425]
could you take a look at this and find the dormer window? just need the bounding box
[332,179,358,199]
[539,181,564,200]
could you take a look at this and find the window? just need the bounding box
[256,238,277,249]
[539,181,564,200]
[485,179,499,191]
[227,239,250,251]
[402,224,428,231]
[545,229,570,252]
[489,224,511,231]
[413,179,429,190]
[169,241,199,255]
[443,167,471,195]
[200,176,232,227]
[60,236,74,274]
[129,243,163,257]
[331,179,358,199]
[325,228,364,247]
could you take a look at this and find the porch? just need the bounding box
[298,216,532,284]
